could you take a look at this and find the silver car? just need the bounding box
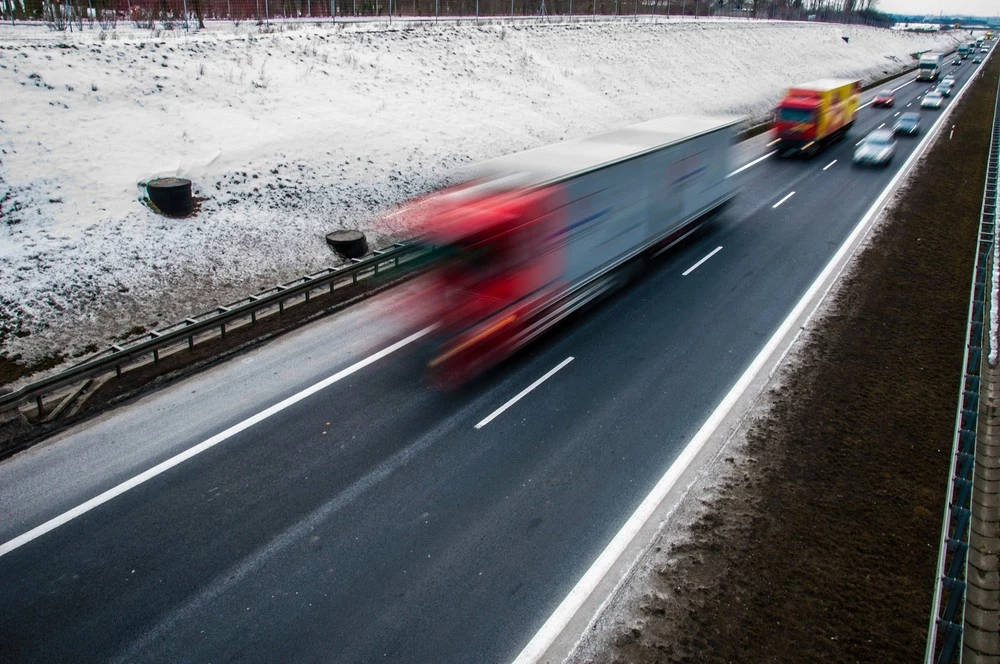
[921,91,944,109]
[853,129,897,167]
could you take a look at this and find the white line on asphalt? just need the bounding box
[877,122,886,129]
[907,102,912,107]
[772,191,795,208]
[855,138,865,146]
[0,326,435,559]
[726,150,776,178]
[823,159,837,171]
[512,61,976,664]
[682,246,723,276]
[474,357,574,429]
[894,112,900,117]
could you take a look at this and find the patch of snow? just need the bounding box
[0,18,961,373]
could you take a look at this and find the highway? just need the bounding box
[0,57,987,663]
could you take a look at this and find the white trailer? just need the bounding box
[420,115,740,381]
[466,114,740,286]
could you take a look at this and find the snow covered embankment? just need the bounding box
[0,19,960,376]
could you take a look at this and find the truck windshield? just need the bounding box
[919,62,938,69]
[777,107,814,123]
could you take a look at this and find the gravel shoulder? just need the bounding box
[571,55,998,664]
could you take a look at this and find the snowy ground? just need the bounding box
[0,18,960,375]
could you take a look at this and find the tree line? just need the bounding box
[0,0,889,29]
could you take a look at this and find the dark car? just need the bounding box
[894,112,922,136]
[872,89,895,107]
[974,55,983,63]
[954,57,963,65]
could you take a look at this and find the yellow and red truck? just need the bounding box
[772,79,860,157]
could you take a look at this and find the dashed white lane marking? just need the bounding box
[727,151,776,178]
[474,357,574,430]
[772,191,796,209]
[823,159,837,171]
[682,246,724,277]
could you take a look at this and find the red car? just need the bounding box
[872,89,895,107]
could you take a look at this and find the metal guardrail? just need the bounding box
[0,242,429,417]
[924,67,999,664]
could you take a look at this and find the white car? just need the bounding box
[921,92,944,109]
[853,129,897,167]
[942,75,956,87]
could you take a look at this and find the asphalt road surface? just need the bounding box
[0,58,985,663]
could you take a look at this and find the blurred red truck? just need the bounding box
[395,115,741,385]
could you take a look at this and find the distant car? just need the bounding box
[942,75,957,86]
[954,57,963,65]
[982,47,990,53]
[921,91,944,109]
[872,89,895,107]
[853,129,897,167]
[894,112,922,136]
[936,83,952,97]
[973,55,983,63]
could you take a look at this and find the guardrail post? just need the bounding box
[153,348,159,363]
[35,394,42,415]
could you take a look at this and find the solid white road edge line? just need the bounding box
[823,159,837,171]
[726,150,776,178]
[510,56,975,664]
[681,246,723,276]
[0,326,435,559]
[772,191,795,208]
[474,357,574,430]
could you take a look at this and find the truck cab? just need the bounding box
[773,79,859,156]
[415,182,566,384]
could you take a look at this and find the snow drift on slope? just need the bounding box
[0,18,960,371]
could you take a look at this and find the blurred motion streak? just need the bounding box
[387,115,742,386]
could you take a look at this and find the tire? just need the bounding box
[146,177,193,217]
[326,230,368,258]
